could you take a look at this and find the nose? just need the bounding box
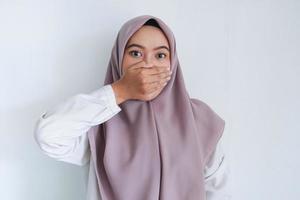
[144,53,154,67]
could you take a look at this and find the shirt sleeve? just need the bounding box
[33,84,122,166]
[204,128,232,200]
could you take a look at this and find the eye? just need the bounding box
[156,52,167,60]
[129,50,142,58]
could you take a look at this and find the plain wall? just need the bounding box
[0,0,299,199]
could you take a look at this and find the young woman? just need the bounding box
[34,15,230,200]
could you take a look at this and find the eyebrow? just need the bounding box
[125,43,170,52]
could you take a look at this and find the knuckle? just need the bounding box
[141,86,147,94]
[138,73,144,80]
[140,70,146,76]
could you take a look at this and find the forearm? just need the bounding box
[34,84,122,166]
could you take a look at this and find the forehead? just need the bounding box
[126,25,170,48]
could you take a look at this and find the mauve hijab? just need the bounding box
[87,15,225,200]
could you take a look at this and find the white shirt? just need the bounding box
[34,84,231,200]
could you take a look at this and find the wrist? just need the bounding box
[111,80,129,105]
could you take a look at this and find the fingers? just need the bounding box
[147,75,170,91]
[147,80,168,95]
[127,61,172,84]
[141,68,172,83]
[143,66,170,75]
[128,61,149,70]
[128,61,170,75]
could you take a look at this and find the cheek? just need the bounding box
[122,54,142,70]
[155,58,171,70]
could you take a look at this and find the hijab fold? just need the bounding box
[87,15,225,200]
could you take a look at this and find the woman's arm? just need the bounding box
[204,132,232,200]
[33,84,122,166]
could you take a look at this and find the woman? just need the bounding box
[34,15,230,200]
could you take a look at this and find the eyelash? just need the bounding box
[128,50,167,59]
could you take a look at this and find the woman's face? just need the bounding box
[122,25,171,72]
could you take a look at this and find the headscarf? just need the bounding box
[87,15,225,200]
